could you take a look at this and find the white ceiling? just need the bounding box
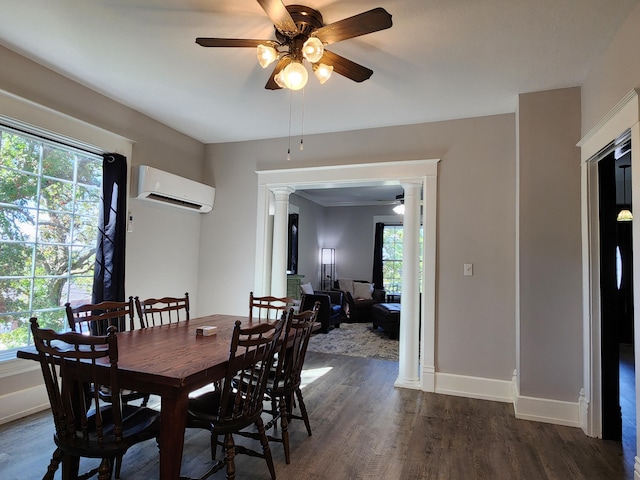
[2,0,638,146]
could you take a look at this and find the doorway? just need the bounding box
[254,159,439,391]
[598,143,634,445]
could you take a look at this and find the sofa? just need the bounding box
[335,279,385,323]
[300,287,344,334]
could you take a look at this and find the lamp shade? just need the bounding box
[281,61,308,90]
[256,44,278,68]
[302,37,324,63]
[313,63,333,84]
[393,204,405,215]
[617,208,633,222]
[321,248,335,265]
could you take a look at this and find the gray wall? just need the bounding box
[200,114,517,383]
[518,87,583,401]
[581,2,640,135]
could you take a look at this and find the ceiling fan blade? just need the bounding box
[256,0,299,38]
[314,7,392,45]
[320,50,373,83]
[196,38,277,48]
[265,57,291,90]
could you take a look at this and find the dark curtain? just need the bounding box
[92,153,128,332]
[372,222,384,289]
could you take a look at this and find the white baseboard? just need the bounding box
[513,393,581,428]
[0,384,49,425]
[435,372,513,403]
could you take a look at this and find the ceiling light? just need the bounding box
[302,37,324,63]
[256,44,278,68]
[618,164,633,222]
[313,63,333,84]
[281,61,308,90]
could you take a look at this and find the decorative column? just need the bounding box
[395,180,422,389]
[270,187,294,297]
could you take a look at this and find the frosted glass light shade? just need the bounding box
[282,61,308,90]
[393,204,405,215]
[256,44,278,68]
[313,63,333,84]
[617,208,633,222]
[302,37,324,63]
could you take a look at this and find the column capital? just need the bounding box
[269,186,295,199]
[400,180,423,193]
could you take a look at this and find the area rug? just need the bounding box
[307,322,398,362]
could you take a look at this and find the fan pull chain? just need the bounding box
[300,87,305,151]
[287,88,293,161]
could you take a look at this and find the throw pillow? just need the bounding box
[300,282,314,295]
[338,278,354,295]
[353,282,374,300]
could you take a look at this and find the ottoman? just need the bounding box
[372,303,401,339]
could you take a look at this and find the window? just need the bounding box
[382,224,423,295]
[0,126,102,352]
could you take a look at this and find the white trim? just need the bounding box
[0,88,134,155]
[435,372,513,403]
[255,159,439,392]
[513,393,582,428]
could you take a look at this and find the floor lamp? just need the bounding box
[321,248,335,291]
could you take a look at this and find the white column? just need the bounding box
[270,187,294,297]
[395,181,422,389]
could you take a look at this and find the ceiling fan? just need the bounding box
[196,0,393,91]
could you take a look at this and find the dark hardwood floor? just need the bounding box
[0,351,633,479]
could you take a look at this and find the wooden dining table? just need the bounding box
[17,314,278,480]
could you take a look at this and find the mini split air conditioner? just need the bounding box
[136,165,215,213]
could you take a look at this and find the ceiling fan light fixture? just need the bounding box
[313,63,333,84]
[393,204,405,215]
[282,60,308,90]
[302,36,324,63]
[274,70,287,89]
[257,44,278,68]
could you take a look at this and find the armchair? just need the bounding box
[336,279,385,323]
[300,289,344,334]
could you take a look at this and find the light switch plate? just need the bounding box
[464,263,473,276]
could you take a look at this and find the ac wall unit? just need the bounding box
[136,165,215,213]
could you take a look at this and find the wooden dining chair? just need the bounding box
[29,317,160,480]
[65,297,150,408]
[249,291,295,321]
[134,292,190,327]
[65,297,137,335]
[185,317,285,480]
[262,302,320,464]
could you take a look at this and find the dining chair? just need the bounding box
[249,291,295,321]
[65,297,137,335]
[262,302,320,464]
[185,317,285,480]
[65,297,150,417]
[134,292,190,327]
[29,317,160,480]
